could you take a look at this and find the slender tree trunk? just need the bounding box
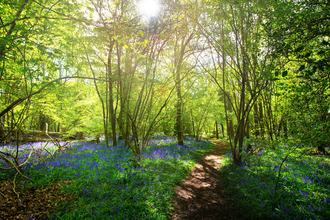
[108,42,117,146]
[227,96,234,139]
[254,103,259,136]
[39,113,46,131]
[191,109,195,138]
[283,116,288,138]
[117,43,124,141]
[221,19,235,161]
[0,119,5,141]
[83,41,109,147]
[259,102,264,139]
[174,38,184,146]
[236,24,247,164]
[176,77,184,145]
[215,121,219,139]
[246,116,250,139]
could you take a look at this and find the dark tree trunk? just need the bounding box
[0,119,5,141]
[259,102,264,139]
[108,43,117,147]
[254,103,259,136]
[283,117,288,138]
[227,97,234,139]
[191,110,195,138]
[246,117,250,139]
[39,113,46,131]
[215,121,219,139]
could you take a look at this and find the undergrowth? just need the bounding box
[220,140,330,220]
[0,136,213,219]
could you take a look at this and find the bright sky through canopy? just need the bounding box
[138,0,160,18]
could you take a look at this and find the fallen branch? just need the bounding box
[0,154,32,181]
[0,150,33,170]
[13,172,24,205]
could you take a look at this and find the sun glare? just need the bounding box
[138,0,160,18]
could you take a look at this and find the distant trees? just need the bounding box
[265,0,330,150]
[197,0,274,164]
[0,0,84,142]
[1,0,328,164]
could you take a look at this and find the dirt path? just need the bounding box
[170,140,241,220]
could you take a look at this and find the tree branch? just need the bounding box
[0,76,106,119]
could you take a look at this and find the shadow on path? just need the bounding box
[170,140,242,220]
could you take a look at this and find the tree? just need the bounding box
[266,0,330,150]
[198,0,274,164]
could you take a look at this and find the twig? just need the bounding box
[0,150,34,171]
[0,155,32,181]
[13,172,24,205]
[44,128,70,155]
[0,191,8,201]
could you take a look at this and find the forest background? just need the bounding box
[0,0,329,164]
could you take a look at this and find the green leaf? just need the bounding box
[275,71,279,77]
[145,39,150,44]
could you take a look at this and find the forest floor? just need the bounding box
[170,139,242,220]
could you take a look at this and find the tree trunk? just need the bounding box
[0,119,5,141]
[254,103,259,136]
[246,116,250,139]
[191,109,195,138]
[215,121,219,139]
[283,116,288,138]
[176,91,184,145]
[227,96,234,139]
[259,102,264,139]
[39,113,46,131]
[108,42,117,146]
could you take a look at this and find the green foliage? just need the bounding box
[221,140,330,219]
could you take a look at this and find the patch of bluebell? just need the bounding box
[221,143,330,220]
[1,136,213,219]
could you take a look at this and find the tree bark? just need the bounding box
[107,41,117,146]
[259,102,264,139]
[254,103,259,136]
[215,121,219,139]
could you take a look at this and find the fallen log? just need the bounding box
[3,128,68,138]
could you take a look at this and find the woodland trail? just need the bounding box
[170,139,242,220]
